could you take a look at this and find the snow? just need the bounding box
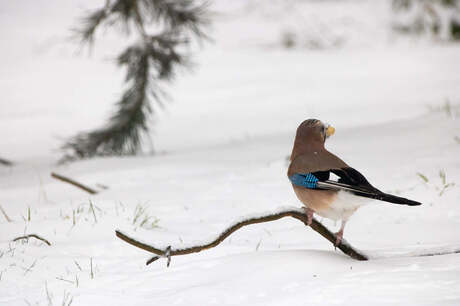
[1,0,460,305]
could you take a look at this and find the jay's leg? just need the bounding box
[335,220,347,246]
[303,207,314,226]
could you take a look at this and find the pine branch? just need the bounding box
[62,34,185,159]
[62,0,208,161]
[62,44,151,158]
[0,157,13,166]
[115,208,368,266]
[73,0,112,46]
[142,0,210,38]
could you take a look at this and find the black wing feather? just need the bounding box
[312,170,330,181]
[312,167,421,206]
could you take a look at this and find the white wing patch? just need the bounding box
[316,190,370,221]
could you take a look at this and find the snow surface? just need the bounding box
[1,0,460,305]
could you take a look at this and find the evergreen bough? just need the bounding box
[62,0,208,161]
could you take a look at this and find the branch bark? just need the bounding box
[51,172,98,194]
[13,234,52,246]
[115,208,368,266]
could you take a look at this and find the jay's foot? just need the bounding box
[335,228,344,247]
[334,220,347,247]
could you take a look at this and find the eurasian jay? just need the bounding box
[288,119,421,245]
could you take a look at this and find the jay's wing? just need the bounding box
[288,151,421,206]
[314,167,421,206]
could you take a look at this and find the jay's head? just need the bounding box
[291,119,335,157]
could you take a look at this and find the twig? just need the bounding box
[416,249,460,257]
[56,277,74,284]
[12,234,52,246]
[89,200,98,223]
[51,172,98,194]
[373,246,460,259]
[90,257,94,279]
[23,259,37,275]
[0,205,12,222]
[115,208,368,266]
[74,260,82,271]
[45,281,53,305]
[0,157,13,166]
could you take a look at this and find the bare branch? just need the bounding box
[117,208,460,266]
[51,172,98,195]
[13,234,52,246]
[115,208,369,266]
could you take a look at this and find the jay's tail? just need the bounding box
[317,180,421,206]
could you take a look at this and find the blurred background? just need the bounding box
[1,0,459,164]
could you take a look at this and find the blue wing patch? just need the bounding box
[289,173,319,189]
